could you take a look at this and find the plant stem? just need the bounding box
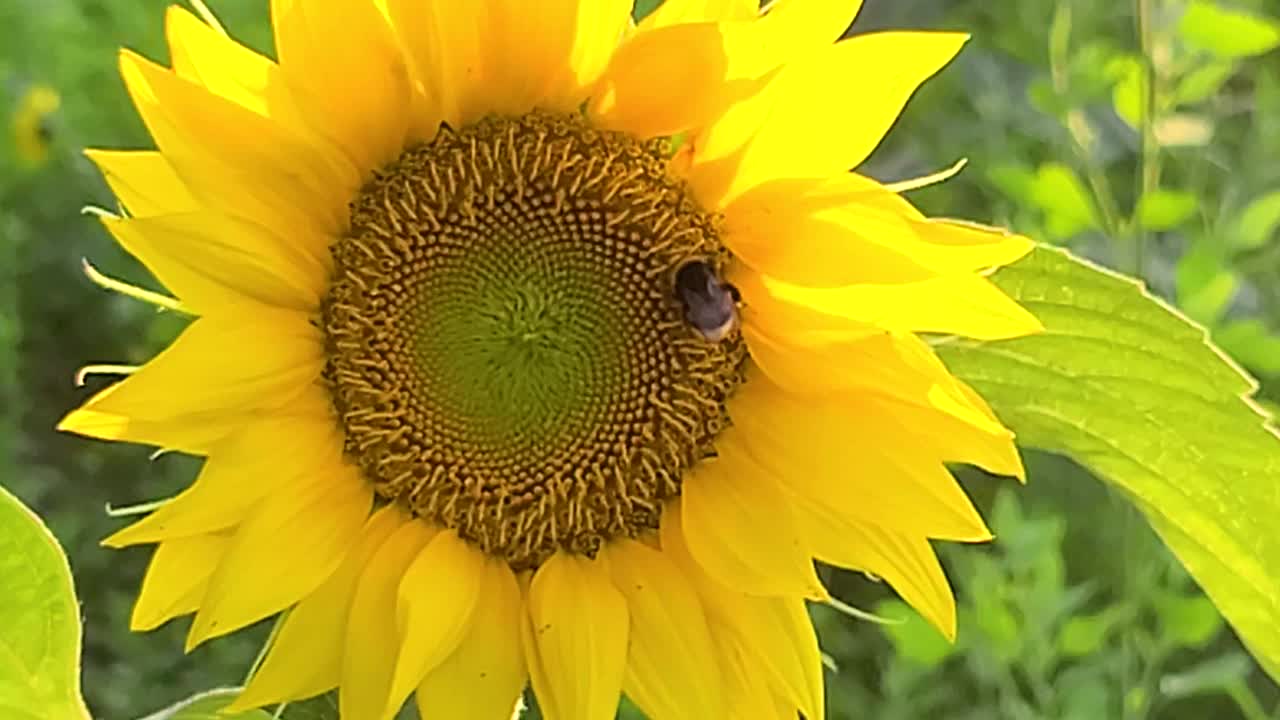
[244,609,289,683]
[1135,0,1161,277]
[1048,4,1124,243]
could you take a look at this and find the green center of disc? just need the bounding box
[321,111,747,569]
[408,239,626,454]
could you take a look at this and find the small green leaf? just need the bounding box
[1179,0,1280,59]
[1057,612,1116,657]
[937,246,1280,683]
[1175,238,1237,326]
[632,0,663,21]
[1137,189,1198,230]
[1110,55,1145,127]
[875,599,955,668]
[1229,189,1280,251]
[1154,592,1225,649]
[1214,320,1280,376]
[986,164,1037,204]
[1174,61,1237,106]
[138,689,274,720]
[1029,163,1099,239]
[0,485,90,720]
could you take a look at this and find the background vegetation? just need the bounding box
[1,0,1278,717]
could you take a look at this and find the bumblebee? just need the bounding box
[674,260,740,342]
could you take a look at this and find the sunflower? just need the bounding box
[61,1,1041,718]
[12,84,60,167]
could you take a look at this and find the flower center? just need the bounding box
[321,112,746,569]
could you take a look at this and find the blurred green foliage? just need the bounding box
[2,0,1278,718]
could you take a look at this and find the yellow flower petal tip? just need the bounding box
[67,3,1033,714]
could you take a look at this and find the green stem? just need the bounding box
[244,609,289,684]
[1135,0,1161,277]
[1226,681,1270,720]
[1048,4,1124,243]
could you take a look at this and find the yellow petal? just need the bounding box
[867,391,1025,481]
[730,377,993,542]
[723,174,1033,288]
[103,404,339,548]
[519,580,561,720]
[230,506,407,712]
[130,531,232,631]
[416,559,527,720]
[271,0,411,171]
[593,22,770,139]
[725,177,938,287]
[340,519,438,720]
[526,552,628,720]
[164,6,311,135]
[603,539,723,720]
[721,0,865,79]
[792,494,957,639]
[730,268,883,347]
[99,212,326,315]
[755,271,1044,340]
[661,510,823,719]
[187,460,371,648]
[54,407,230,455]
[59,313,321,434]
[909,217,1037,272]
[685,0,866,205]
[682,434,826,599]
[714,632,777,719]
[86,150,197,217]
[119,49,356,242]
[385,531,486,717]
[482,0,631,116]
[638,0,757,28]
[741,324,1009,437]
[383,0,489,127]
[715,32,968,202]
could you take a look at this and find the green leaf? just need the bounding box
[1028,163,1100,239]
[1214,320,1280,376]
[1179,1,1280,59]
[1136,189,1198,230]
[936,246,1280,683]
[1154,592,1225,649]
[632,0,663,21]
[1173,61,1237,106]
[1110,55,1145,127]
[138,689,273,720]
[1175,237,1237,327]
[1057,611,1118,657]
[0,485,90,720]
[1229,189,1280,251]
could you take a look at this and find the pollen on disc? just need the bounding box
[321,111,747,570]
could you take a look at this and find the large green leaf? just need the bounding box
[936,246,1280,681]
[0,485,91,720]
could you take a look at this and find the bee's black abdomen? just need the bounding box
[674,260,739,341]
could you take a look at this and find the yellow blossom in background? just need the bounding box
[59,1,1042,718]
[12,84,60,167]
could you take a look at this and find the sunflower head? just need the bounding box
[12,84,60,167]
[325,110,746,568]
[61,1,1040,718]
